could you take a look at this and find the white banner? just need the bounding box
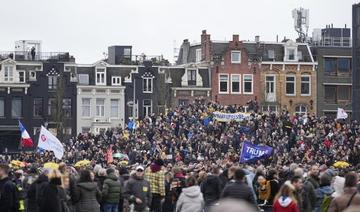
[38,126,64,160]
[336,108,348,120]
[213,111,250,122]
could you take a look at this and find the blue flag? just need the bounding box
[240,141,273,163]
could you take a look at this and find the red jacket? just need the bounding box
[273,197,299,212]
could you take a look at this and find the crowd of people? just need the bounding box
[2,99,360,212]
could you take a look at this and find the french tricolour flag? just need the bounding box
[18,121,34,148]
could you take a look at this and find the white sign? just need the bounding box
[336,108,348,120]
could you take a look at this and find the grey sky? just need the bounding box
[0,0,355,63]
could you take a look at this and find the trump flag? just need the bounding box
[240,141,273,163]
[38,126,64,160]
[18,121,34,148]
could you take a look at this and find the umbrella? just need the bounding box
[43,162,59,170]
[113,153,129,160]
[333,161,350,168]
[75,160,91,168]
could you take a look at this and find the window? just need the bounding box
[295,105,307,116]
[110,99,119,118]
[82,98,91,117]
[324,86,336,103]
[4,66,14,82]
[11,98,22,118]
[337,86,351,101]
[268,50,275,59]
[324,58,337,75]
[143,78,153,93]
[48,98,56,116]
[96,99,105,117]
[301,75,311,95]
[78,74,89,85]
[243,74,253,94]
[112,76,121,85]
[33,98,43,117]
[0,98,4,117]
[179,99,189,106]
[297,51,303,61]
[96,68,106,85]
[143,99,152,117]
[231,51,241,64]
[231,74,241,93]
[287,49,295,60]
[82,127,91,133]
[195,49,201,62]
[285,75,296,95]
[338,58,351,73]
[219,74,229,93]
[19,71,25,83]
[62,99,71,118]
[29,71,36,81]
[187,70,197,86]
[48,76,58,89]
[124,48,131,58]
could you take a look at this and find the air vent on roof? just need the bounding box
[268,50,275,59]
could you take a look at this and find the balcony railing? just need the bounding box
[115,54,170,66]
[311,37,352,47]
[0,51,75,62]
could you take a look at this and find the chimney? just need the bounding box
[201,30,211,62]
[331,23,333,28]
[345,24,347,28]
[180,39,190,64]
[255,35,260,43]
[233,34,239,42]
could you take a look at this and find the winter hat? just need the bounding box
[106,168,115,175]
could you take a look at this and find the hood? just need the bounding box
[182,186,202,198]
[278,196,292,207]
[77,182,98,191]
[332,176,345,197]
[107,173,118,181]
[316,186,334,198]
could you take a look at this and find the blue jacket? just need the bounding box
[314,185,334,212]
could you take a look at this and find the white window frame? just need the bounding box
[96,68,106,85]
[29,71,36,81]
[285,75,296,96]
[195,48,202,62]
[95,98,105,117]
[4,65,14,82]
[0,98,4,117]
[243,74,253,94]
[295,105,307,116]
[285,47,297,61]
[81,98,91,118]
[48,76,58,89]
[110,99,120,118]
[18,70,25,83]
[143,99,152,117]
[143,77,153,93]
[218,74,229,94]
[112,76,121,86]
[231,74,241,94]
[300,75,311,96]
[231,51,241,64]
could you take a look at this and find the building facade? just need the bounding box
[353,3,360,121]
[260,40,317,115]
[0,43,76,151]
[177,30,260,107]
[311,26,352,118]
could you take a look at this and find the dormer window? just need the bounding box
[112,76,121,86]
[4,66,14,82]
[288,49,295,60]
[18,71,25,83]
[96,68,106,85]
[196,49,202,62]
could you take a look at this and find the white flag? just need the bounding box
[38,126,64,160]
[337,108,348,120]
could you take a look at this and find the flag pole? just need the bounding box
[239,141,245,164]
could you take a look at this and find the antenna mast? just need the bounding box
[292,8,309,43]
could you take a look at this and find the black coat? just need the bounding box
[38,183,66,212]
[26,174,49,212]
[221,181,256,206]
[200,175,221,205]
[0,177,17,212]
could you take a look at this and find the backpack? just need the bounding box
[320,194,333,212]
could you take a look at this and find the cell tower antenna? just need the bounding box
[292,7,309,43]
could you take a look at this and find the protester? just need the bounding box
[291,176,304,211]
[102,168,122,212]
[221,168,257,206]
[175,176,204,212]
[73,170,101,212]
[329,172,360,212]
[124,166,152,212]
[201,165,221,211]
[272,182,299,212]
[315,173,334,212]
[0,164,18,212]
[145,159,165,212]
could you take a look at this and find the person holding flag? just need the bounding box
[18,121,34,148]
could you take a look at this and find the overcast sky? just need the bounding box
[0,0,356,63]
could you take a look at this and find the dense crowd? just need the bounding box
[2,99,360,212]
